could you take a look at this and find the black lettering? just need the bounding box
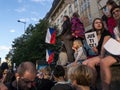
[89,44,94,47]
[87,33,95,38]
[89,39,94,43]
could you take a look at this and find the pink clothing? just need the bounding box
[107,17,116,35]
[71,17,85,39]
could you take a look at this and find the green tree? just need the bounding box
[6,19,61,65]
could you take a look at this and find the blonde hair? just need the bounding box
[42,66,51,79]
[73,40,83,48]
[68,65,93,86]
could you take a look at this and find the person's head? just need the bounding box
[106,0,118,17]
[111,6,120,21]
[63,15,70,22]
[72,12,79,18]
[106,0,117,8]
[73,40,83,49]
[68,65,93,87]
[42,66,51,79]
[1,62,9,71]
[92,18,104,32]
[53,65,65,81]
[16,61,37,90]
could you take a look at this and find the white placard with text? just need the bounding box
[85,31,98,47]
[104,38,120,55]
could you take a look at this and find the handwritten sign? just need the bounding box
[85,31,98,47]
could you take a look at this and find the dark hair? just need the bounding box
[72,12,79,18]
[110,5,120,15]
[64,15,70,22]
[92,18,104,33]
[17,62,36,76]
[106,0,118,7]
[53,65,65,78]
[1,62,9,71]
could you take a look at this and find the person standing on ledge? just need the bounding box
[60,15,74,63]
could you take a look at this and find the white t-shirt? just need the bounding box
[114,26,120,41]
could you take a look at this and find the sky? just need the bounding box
[0,0,53,62]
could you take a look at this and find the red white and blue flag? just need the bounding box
[45,28,56,44]
[46,49,54,64]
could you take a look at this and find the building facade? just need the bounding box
[46,0,120,33]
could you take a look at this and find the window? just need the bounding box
[57,19,59,25]
[80,1,83,12]
[60,15,63,23]
[64,10,67,15]
[74,0,78,8]
[69,4,72,14]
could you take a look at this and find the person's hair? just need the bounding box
[64,15,70,22]
[72,12,79,18]
[106,0,118,7]
[110,5,120,15]
[42,66,51,79]
[53,65,65,78]
[68,65,93,86]
[1,62,9,71]
[73,39,83,48]
[92,18,104,34]
[17,62,36,77]
[111,5,120,34]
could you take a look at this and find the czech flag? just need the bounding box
[46,49,54,64]
[45,28,56,44]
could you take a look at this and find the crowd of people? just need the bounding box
[0,0,120,90]
[0,61,93,90]
[58,0,120,90]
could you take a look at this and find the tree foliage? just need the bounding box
[6,19,61,65]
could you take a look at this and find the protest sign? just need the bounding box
[104,38,120,55]
[85,31,98,47]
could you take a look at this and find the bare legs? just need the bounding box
[83,56,100,88]
[100,56,117,90]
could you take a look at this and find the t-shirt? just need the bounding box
[114,26,120,41]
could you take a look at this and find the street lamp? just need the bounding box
[17,20,26,31]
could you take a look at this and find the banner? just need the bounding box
[46,49,54,64]
[85,31,98,47]
[45,28,56,44]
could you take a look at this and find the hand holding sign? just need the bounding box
[85,31,98,47]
